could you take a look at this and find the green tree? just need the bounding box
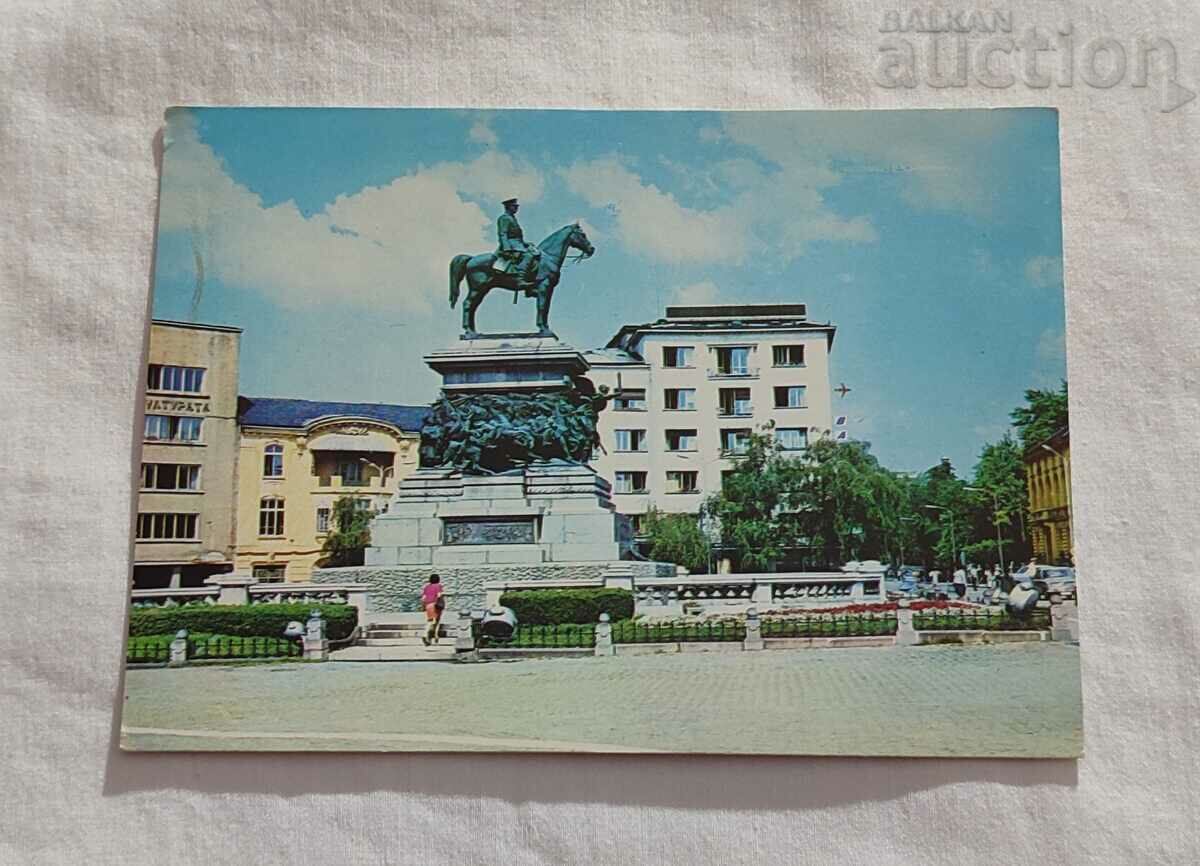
[641,507,711,573]
[1010,381,1069,448]
[967,434,1030,568]
[321,496,373,567]
[704,429,912,571]
[702,427,803,571]
[792,438,895,567]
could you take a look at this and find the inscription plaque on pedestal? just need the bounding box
[443,517,537,546]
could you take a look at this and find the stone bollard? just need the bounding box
[1050,599,1079,643]
[594,612,614,657]
[895,600,918,647]
[168,629,189,667]
[743,607,764,651]
[455,610,476,652]
[344,585,369,627]
[302,609,329,661]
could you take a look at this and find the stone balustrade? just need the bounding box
[130,586,219,608]
[633,572,883,614]
[129,574,369,623]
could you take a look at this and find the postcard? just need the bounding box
[121,107,1080,756]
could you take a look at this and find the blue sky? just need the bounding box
[152,107,1066,474]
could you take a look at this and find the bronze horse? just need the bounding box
[449,223,594,338]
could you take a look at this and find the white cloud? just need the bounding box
[1025,255,1063,289]
[670,280,721,306]
[561,155,875,266]
[720,110,1019,218]
[1034,327,1067,387]
[158,111,543,313]
[468,117,498,146]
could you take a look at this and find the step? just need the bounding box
[365,626,451,637]
[362,633,448,642]
[330,645,458,663]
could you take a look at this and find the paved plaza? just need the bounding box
[122,643,1082,756]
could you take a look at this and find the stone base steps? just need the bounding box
[330,644,457,662]
[330,616,458,661]
[360,633,436,642]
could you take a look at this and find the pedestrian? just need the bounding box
[421,574,445,646]
[983,566,994,588]
[952,565,967,598]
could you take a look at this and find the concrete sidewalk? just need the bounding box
[122,642,1083,756]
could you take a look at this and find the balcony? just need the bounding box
[315,474,389,492]
[707,366,759,380]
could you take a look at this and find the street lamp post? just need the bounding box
[923,505,956,575]
[1039,442,1073,564]
[898,516,918,571]
[965,486,1005,576]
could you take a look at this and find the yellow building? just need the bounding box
[134,320,242,588]
[1025,426,1073,565]
[234,398,426,582]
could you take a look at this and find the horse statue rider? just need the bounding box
[448,199,595,339]
[494,197,541,290]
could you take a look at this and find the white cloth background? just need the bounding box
[3,1,1199,863]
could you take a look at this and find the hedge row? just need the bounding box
[497,589,634,625]
[128,603,358,641]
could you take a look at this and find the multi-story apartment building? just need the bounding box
[235,398,426,581]
[586,303,836,534]
[133,320,242,588]
[1025,426,1072,565]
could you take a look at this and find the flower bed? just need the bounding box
[771,600,975,617]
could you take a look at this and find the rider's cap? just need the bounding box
[502,198,519,207]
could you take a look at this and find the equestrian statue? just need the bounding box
[449,198,595,338]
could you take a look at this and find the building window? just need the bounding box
[721,469,737,489]
[259,497,285,536]
[263,444,284,478]
[713,346,752,376]
[776,427,808,451]
[613,389,647,411]
[664,388,696,411]
[774,385,807,409]
[144,414,203,442]
[718,388,752,417]
[140,463,200,491]
[614,471,648,494]
[353,498,374,512]
[720,428,751,455]
[665,470,699,493]
[316,507,331,534]
[147,364,205,393]
[665,429,698,452]
[252,564,286,582]
[136,512,198,540]
[662,346,694,368]
[772,345,805,367]
[338,460,364,485]
[614,429,646,452]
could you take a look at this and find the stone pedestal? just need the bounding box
[313,331,670,612]
[425,334,589,392]
[204,574,256,605]
[369,461,632,568]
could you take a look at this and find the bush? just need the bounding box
[497,588,634,625]
[128,603,358,641]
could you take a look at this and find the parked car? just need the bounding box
[1015,565,1076,599]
